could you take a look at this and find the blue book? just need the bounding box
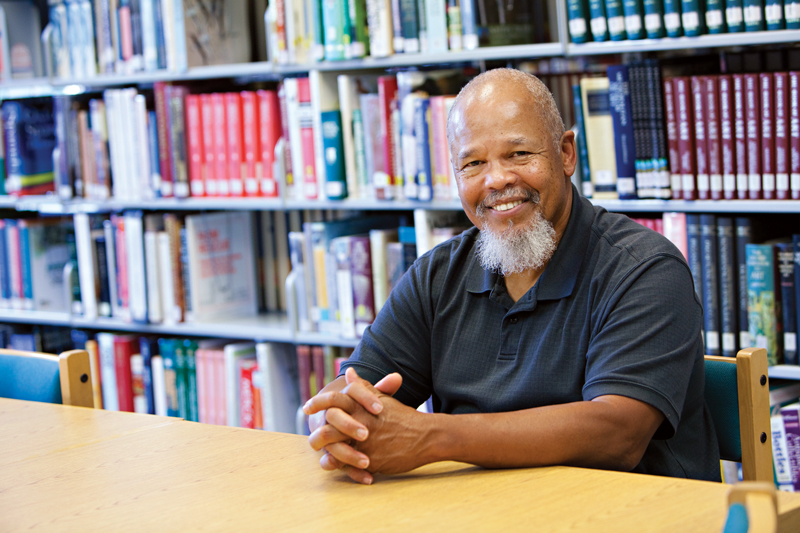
[717,218,738,357]
[589,0,610,40]
[746,243,783,366]
[2,101,56,196]
[605,0,628,39]
[568,0,592,43]
[663,0,683,36]
[787,0,800,28]
[765,0,784,28]
[623,0,646,38]
[607,65,637,200]
[413,97,433,202]
[153,0,167,69]
[726,0,746,31]
[140,337,159,415]
[686,215,704,308]
[744,0,765,30]
[680,0,705,35]
[147,110,161,198]
[18,221,32,310]
[777,242,797,365]
[70,329,90,350]
[706,0,726,32]
[573,85,593,198]
[736,218,752,350]
[0,221,9,305]
[700,215,721,356]
[157,338,181,417]
[321,110,347,200]
[643,0,666,38]
[10,332,37,352]
[794,235,800,364]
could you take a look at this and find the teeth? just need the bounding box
[493,200,523,212]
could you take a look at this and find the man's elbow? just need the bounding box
[602,434,651,472]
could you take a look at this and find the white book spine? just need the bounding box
[256,342,299,433]
[67,1,86,79]
[336,261,356,339]
[0,7,10,81]
[160,0,176,70]
[139,0,159,71]
[157,231,179,324]
[150,354,167,416]
[143,229,163,324]
[134,94,153,199]
[73,213,98,319]
[337,75,359,199]
[309,70,329,199]
[80,0,98,77]
[369,230,391,313]
[284,78,304,201]
[130,354,148,413]
[122,89,141,200]
[424,0,448,53]
[97,333,119,411]
[171,0,187,71]
[53,3,72,78]
[124,213,148,323]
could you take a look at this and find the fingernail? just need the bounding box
[359,458,369,469]
[372,402,382,413]
[356,428,368,440]
[364,475,373,485]
[302,400,311,413]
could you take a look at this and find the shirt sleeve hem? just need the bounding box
[583,379,681,438]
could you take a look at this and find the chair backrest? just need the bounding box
[704,347,773,483]
[0,348,94,407]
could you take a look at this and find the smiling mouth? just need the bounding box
[491,200,524,212]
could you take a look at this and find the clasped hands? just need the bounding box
[303,368,426,485]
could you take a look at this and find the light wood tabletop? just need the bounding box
[2,398,800,532]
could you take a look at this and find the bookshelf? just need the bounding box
[2,0,800,436]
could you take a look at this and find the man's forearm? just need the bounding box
[421,396,663,472]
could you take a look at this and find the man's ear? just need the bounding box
[560,130,577,179]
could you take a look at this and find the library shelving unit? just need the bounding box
[2,0,800,377]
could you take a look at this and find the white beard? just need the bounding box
[475,202,558,276]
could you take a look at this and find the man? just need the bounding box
[304,68,720,485]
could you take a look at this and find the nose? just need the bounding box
[484,161,518,190]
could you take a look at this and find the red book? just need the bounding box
[113,215,130,320]
[775,72,790,200]
[760,73,775,199]
[297,78,318,200]
[296,345,312,404]
[691,77,710,200]
[744,73,762,199]
[719,75,737,200]
[238,359,258,429]
[225,93,245,197]
[277,83,295,198]
[704,76,723,200]
[663,78,682,200]
[240,91,261,197]
[376,76,399,200]
[675,77,697,200]
[791,72,800,199]
[733,74,749,200]
[185,94,205,197]
[200,94,217,197]
[257,89,281,198]
[211,93,229,197]
[154,82,174,197]
[118,5,133,61]
[311,345,326,395]
[113,335,138,413]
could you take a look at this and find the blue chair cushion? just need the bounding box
[704,359,742,462]
[0,353,62,404]
[722,503,749,533]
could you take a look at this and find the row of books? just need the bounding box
[772,402,800,491]
[650,212,800,366]
[568,0,800,44]
[265,0,550,65]
[576,64,800,201]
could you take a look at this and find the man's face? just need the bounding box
[449,83,575,244]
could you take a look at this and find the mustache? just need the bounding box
[476,189,540,217]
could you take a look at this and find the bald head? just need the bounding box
[447,69,565,155]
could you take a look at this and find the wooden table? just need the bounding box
[2,398,800,532]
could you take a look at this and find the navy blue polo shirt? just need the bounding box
[342,188,721,481]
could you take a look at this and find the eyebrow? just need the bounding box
[456,137,530,162]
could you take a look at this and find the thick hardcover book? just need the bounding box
[760,73,776,199]
[674,77,697,200]
[733,74,750,199]
[568,0,592,43]
[643,0,665,38]
[605,0,628,40]
[691,76,710,200]
[700,214,721,355]
[747,243,783,366]
[622,0,645,39]
[744,73,762,199]
[719,75,737,200]
[573,84,594,198]
[686,214,704,306]
[766,0,785,28]
[704,76,723,200]
[663,0,683,36]
[791,72,800,199]
[744,0,766,30]
[787,0,800,28]
[681,0,704,35]
[736,217,752,349]
[664,78,682,199]
[581,77,618,199]
[589,0,610,40]
[223,342,256,427]
[717,217,738,357]
[608,65,637,199]
[775,72,790,200]
[794,235,800,363]
[726,0,745,31]
[2,101,56,196]
[778,242,798,365]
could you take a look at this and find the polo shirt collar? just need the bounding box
[465,185,593,300]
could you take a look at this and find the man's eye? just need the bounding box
[462,161,480,169]
[511,151,529,157]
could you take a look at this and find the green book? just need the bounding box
[605,0,628,39]
[568,0,592,43]
[322,0,351,60]
[623,0,646,38]
[321,110,347,200]
[663,0,683,35]
[347,0,369,57]
[352,108,369,195]
[157,338,180,418]
[184,339,199,423]
[308,0,325,60]
[643,0,666,37]
[746,243,783,366]
[765,0,784,29]
[787,0,800,27]
[681,0,706,35]
[589,0,610,41]
[174,340,189,420]
[726,0,745,32]
[706,0,726,32]
[744,0,765,30]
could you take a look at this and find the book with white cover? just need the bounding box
[256,342,301,433]
[96,332,119,411]
[224,341,257,427]
[124,211,148,323]
[184,211,257,322]
[73,213,98,319]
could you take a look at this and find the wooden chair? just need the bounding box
[0,348,94,407]
[723,482,778,533]
[705,347,773,483]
